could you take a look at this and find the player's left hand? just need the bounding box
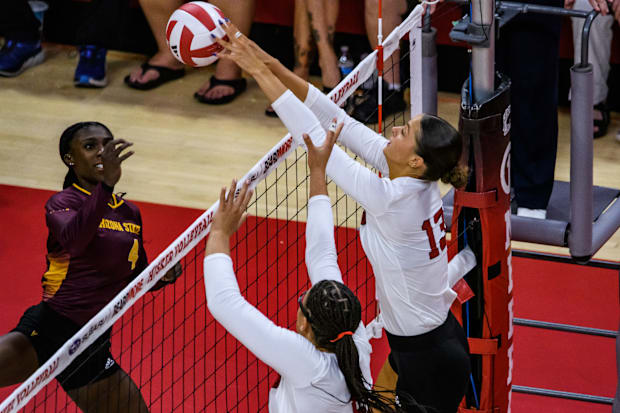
[214,22,266,76]
[303,119,343,172]
[212,179,253,237]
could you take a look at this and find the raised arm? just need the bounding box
[204,253,325,385]
[303,133,373,384]
[215,24,392,215]
[204,181,324,384]
[273,90,393,216]
[47,138,135,256]
[46,183,113,256]
[219,25,389,174]
[303,84,389,175]
[304,126,343,285]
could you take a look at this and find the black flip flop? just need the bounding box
[124,62,185,91]
[265,105,278,118]
[194,75,247,105]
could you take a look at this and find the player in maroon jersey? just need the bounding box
[0,122,181,412]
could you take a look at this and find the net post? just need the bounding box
[471,0,495,103]
[568,64,593,261]
[421,22,438,116]
[455,0,512,405]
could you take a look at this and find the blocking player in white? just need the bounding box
[203,127,424,412]
[215,20,475,413]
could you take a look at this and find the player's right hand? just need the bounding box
[101,139,134,187]
[303,119,343,173]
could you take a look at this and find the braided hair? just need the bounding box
[58,122,112,189]
[304,280,427,413]
[415,115,469,189]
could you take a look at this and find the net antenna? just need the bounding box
[0,7,426,412]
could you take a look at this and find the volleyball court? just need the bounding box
[0,7,430,413]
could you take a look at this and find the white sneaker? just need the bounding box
[517,207,547,219]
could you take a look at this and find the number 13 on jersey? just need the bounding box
[422,208,447,259]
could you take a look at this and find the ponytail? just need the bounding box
[305,281,426,413]
[440,164,469,189]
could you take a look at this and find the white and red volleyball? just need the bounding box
[166,1,227,67]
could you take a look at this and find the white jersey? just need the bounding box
[204,195,372,413]
[272,87,459,336]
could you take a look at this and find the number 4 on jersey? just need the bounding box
[422,208,447,259]
[128,239,139,270]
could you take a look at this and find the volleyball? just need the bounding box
[166,1,227,67]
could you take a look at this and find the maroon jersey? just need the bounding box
[42,183,147,325]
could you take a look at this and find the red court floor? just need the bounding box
[0,184,616,412]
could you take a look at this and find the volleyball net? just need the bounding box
[0,7,425,413]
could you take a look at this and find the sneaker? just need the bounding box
[74,45,107,88]
[0,39,44,77]
[350,81,407,124]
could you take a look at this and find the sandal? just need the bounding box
[124,62,185,90]
[194,75,247,105]
[593,102,610,139]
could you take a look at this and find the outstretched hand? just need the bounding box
[214,22,272,76]
[211,179,254,237]
[102,139,134,187]
[303,119,343,172]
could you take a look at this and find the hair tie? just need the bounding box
[329,331,353,343]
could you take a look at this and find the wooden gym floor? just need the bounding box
[0,44,619,261]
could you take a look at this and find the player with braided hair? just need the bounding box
[203,126,425,412]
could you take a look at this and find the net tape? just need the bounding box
[0,6,424,412]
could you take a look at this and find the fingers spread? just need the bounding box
[118,151,135,162]
[236,179,250,206]
[219,186,227,207]
[243,188,254,207]
[238,181,253,210]
[114,142,134,154]
[222,21,240,40]
[214,35,232,51]
[228,179,237,204]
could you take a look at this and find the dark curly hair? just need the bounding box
[304,280,427,413]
